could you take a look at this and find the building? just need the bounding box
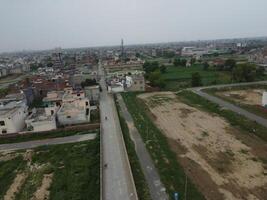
[25,108,56,132]
[0,93,28,134]
[125,75,145,91]
[262,92,267,107]
[84,85,100,104]
[43,91,64,116]
[57,89,91,125]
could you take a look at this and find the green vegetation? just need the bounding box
[0,156,27,199]
[162,65,232,90]
[121,92,205,200]
[0,138,100,200]
[0,88,9,97]
[177,90,267,142]
[115,97,151,200]
[191,72,202,87]
[0,129,99,144]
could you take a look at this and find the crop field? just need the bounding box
[162,65,232,90]
[0,138,100,200]
[206,84,267,119]
[135,92,267,200]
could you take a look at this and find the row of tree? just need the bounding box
[143,61,166,88]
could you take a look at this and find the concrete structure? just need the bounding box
[25,108,56,132]
[43,91,64,116]
[57,90,90,125]
[125,75,145,91]
[262,92,267,107]
[84,85,100,104]
[0,93,28,134]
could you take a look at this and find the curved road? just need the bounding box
[190,81,267,128]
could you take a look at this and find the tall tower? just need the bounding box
[121,39,124,64]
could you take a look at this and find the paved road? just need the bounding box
[117,94,168,200]
[190,81,267,128]
[99,62,138,200]
[0,133,96,152]
[192,80,267,91]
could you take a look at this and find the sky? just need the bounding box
[0,0,267,52]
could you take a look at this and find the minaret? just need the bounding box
[121,39,124,64]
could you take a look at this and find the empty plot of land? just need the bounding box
[0,140,100,200]
[216,89,265,105]
[139,92,267,200]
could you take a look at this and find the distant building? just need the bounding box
[0,93,28,134]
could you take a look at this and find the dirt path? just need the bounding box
[4,173,28,200]
[31,174,53,200]
[139,92,267,200]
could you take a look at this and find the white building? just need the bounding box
[0,94,28,134]
[43,91,64,116]
[262,92,267,107]
[57,90,91,125]
[25,108,56,132]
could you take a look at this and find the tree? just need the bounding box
[190,57,196,65]
[173,58,181,67]
[191,72,202,87]
[160,64,167,73]
[203,62,209,71]
[81,79,97,88]
[148,71,166,88]
[256,66,265,77]
[232,63,256,82]
[143,61,159,73]
[180,59,187,67]
[224,59,236,71]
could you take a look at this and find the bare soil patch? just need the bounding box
[31,174,53,200]
[4,173,28,200]
[139,92,267,200]
[216,89,265,105]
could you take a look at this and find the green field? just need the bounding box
[162,65,232,90]
[0,138,100,200]
[121,92,205,200]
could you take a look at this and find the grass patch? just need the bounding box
[115,96,151,200]
[0,129,99,144]
[121,92,205,200]
[162,65,233,90]
[9,137,100,200]
[178,90,267,142]
[0,156,27,199]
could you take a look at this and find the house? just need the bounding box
[84,85,100,104]
[262,92,267,108]
[125,75,145,91]
[43,91,64,116]
[25,108,56,132]
[0,93,28,134]
[57,89,91,125]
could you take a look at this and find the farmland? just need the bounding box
[161,65,232,90]
[122,91,267,200]
[205,84,267,119]
[0,138,100,200]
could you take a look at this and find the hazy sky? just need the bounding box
[0,0,267,52]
